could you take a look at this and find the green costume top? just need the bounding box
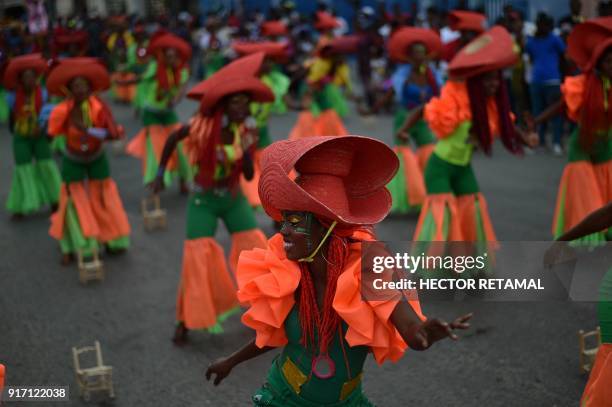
[140,61,189,113]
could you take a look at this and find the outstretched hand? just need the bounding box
[148,176,165,195]
[206,357,234,386]
[412,313,473,349]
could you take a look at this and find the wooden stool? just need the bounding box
[77,249,104,285]
[72,341,115,402]
[579,327,602,373]
[141,195,167,232]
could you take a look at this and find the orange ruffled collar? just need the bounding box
[236,233,425,365]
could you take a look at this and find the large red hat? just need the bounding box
[261,20,288,37]
[46,57,110,96]
[147,32,192,62]
[388,27,442,62]
[198,69,274,114]
[448,10,487,33]
[315,11,340,31]
[317,35,361,56]
[3,54,48,89]
[568,17,612,72]
[448,26,518,79]
[258,136,398,226]
[232,41,290,63]
[186,52,265,101]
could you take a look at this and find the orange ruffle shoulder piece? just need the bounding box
[47,99,71,136]
[236,233,426,365]
[424,80,506,139]
[561,74,586,122]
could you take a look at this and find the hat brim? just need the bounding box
[186,53,265,101]
[46,59,110,96]
[3,54,47,89]
[568,17,612,71]
[388,28,442,62]
[261,21,288,36]
[199,76,274,114]
[449,26,518,79]
[449,10,486,33]
[317,35,361,56]
[259,136,398,226]
[148,33,192,62]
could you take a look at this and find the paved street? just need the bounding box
[0,88,600,406]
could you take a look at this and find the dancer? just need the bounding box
[46,57,130,264]
[387,27,442,214]
[150,57,274,342]
[530,17,612,242]
[4,53,61,218]
[412,27,537,249]
[106,17,137,104]
[288,36,358,140]
[544,202,612,406]
[126,32,192,193]
[231,41,291,207]
[205,135,472,405]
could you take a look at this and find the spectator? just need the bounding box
[526,12,566,154]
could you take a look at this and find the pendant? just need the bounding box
[312,354,335,379]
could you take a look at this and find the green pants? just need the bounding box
[142,108,178,126]
[61,153,110,183]
[13,135,52,165]
[424,153,479,195]
[186,189,257,239]
[567,128,612,163]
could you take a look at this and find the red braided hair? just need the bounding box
[466,70,522,155]
[579,71,612,153]
[297,233,349,355]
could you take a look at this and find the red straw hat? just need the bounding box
[261,20,288,37]
[258,136,398,226]
[568,17,612,72]
[388,27,442,62]
[3,53,48,89]
[46,57,110,96]
[232,41,290,62]
[317,35,361,56]
[315,11,340,31]
[448,26,518,79]
[448,10,487,33]
[186,52,265,101]
[147,32,192,62]
[198,72,273,114]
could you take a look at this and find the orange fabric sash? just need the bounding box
[394,146,426,207]
[581,344,612,406]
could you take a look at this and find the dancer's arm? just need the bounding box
[396,104,424,142]
[391,301,472,350]
[556,203,612,242]
[205,339,274,385]
[149,124,190,193]
[525,99,564,130]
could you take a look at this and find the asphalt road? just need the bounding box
[0,89,601,407]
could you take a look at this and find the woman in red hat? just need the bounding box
[387,27,442,214]
[411,27,537,249]
[288,36,358,141]
[205,135,472,405]
[106,17,137,103]
[46,58,130,264]
[530,17,612,243]
[4,54,61,218]
[231,42,291,208]
[126,33,193,193]
[150,57,274,343]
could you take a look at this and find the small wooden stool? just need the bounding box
[72,341,115,402]
[77,249,104,285]
[579,327,601,373]
[141,195,167,232]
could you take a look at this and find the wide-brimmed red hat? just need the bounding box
[448,10,487,33]
[258,136,398,226]
[388,27,442,62]
[315,11,340,31]
[261,20,288,37]
[46,57,110,96]
[55,30,88,46]
[568,17,612,72]
[3,54,48,89]
[198,69,274,114]
[186,52,265,101]
[448,26,518,79]
[232,41,290,63]
[317,35,361,56]
[147,32,192,62]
